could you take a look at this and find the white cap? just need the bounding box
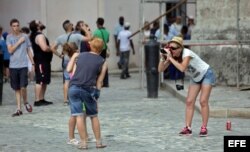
[124,22,130,28]
[189,16,194,19]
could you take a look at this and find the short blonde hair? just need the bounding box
[89,37,104,53]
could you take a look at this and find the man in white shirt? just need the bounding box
[117,22,135,79]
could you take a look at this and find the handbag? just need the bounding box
[106,47,110,58]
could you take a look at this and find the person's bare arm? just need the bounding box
[51,43,63,58]
[168,56,191,72]
[130,39,135,55]
[158,53,171,72]
[117,39,120,56]
[96,61,108,90]
[7,37,25,54]
[36,34,50,52]
[67,52,79,73]
[81,24,92,41]
[27,47,35,65]
[114,35,119,52]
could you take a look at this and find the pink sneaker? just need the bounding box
[199,126,208,137]
[179,126,192,136]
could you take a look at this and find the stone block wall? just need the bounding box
[191,0,250,86]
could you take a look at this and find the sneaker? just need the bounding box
[117,62,122,69]
[40,99,53,105]
[25,103,32,112]
[199,126,208,137]
[126,74,131,78]
[67,138,80,146]
[179,126,192,136]
[120,75,126,79]
[12,110,23,117]
[34,101,43,106]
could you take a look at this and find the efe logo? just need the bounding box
[224,136,250,152]
[228,140,246,147]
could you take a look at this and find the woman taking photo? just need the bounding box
[158,36,215,137]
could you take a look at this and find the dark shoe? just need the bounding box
[40,99,53,105]
[126,74,131,78]
[12,110,23,117]
[120,75,126,79]
[4,78,9,83]
[25,103,32,112]
[34,101,43,106]
[117,62,122,69]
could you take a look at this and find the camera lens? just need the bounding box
[176,84,184,91]
[160,48,167,54]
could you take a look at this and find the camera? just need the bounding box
[160,48,167,54]
[176,84,184,91]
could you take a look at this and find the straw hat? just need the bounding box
[168,36,184,48]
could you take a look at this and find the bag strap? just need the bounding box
[99,29,107,49]
[67,33,72,42]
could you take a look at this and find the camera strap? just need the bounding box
[174,69,184,85]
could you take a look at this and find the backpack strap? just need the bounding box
[99,29,107,49]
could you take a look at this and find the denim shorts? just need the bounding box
[68,85,98,117]
[190,68,216,86]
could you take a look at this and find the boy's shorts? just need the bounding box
[10,67,28,90]
[68,85,98,117]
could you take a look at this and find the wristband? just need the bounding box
[160,57,166,62]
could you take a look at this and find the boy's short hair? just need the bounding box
[89,37,104,53]
[10,18,19,26]
[96,18,104,26]
[62,20,70,31]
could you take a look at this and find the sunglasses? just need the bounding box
[167,46,180,51]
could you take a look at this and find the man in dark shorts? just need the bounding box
[6,18,34,116]
[29,20,53,106]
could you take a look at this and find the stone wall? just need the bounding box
[192,0,250,86]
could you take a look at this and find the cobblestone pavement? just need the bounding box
[0,73,249,152]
